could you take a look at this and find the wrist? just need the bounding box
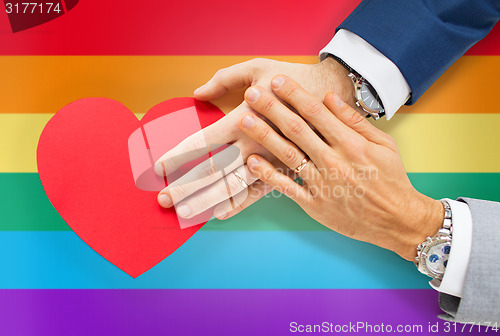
[312,57,367,116]
[394,193,445,261]
[315,57,368,117]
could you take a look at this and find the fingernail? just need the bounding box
[154,163,164,176]
[271,76,285,89]
[248,157,259,170]
[333,93,345,107]
[158,193,172,207]
[242,115,255,128]
[176,204,192,218]
[245,87,260,103]
[214,208,227,220]
[194,85,205,96]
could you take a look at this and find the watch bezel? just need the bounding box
[416,236,452,280]
[349,73,385,119]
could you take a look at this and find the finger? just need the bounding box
[269,75,361,146]
[239,113,320,181]
[154,116,236,176]
[244,86,329,164]
[213,180,274,220]
[193,60,257,101]
[173,165,258,219]
[159,143,245,207]
[324,92,396,148]
[247,155,310,207]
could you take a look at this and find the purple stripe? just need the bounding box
[0,289,491,335]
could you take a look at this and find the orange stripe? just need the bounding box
[399,55,500,114]
[0,56,310,115]
[0,56,498,115]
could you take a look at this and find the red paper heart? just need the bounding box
[4,0,79,33]
[37,97,224,277]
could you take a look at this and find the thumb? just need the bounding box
[194,61,256,101]
[324,92,396,148]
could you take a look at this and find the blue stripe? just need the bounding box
[0,231,429,289]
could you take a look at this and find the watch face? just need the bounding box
[425,243,451,275]
[360,82,383,112]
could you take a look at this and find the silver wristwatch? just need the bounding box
[415,199,453,281]
[328,54,385,120]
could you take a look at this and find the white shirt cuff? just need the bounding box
[319,29,411,120]
[429,199,473,298]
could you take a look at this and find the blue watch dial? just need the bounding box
[425,243,451,275]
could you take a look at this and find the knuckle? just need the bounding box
[169,184,187,201]
[386,134,397,146]
[262,98,275,114]
[246,59,266,77]
[250,57,265,65]
[347,139,368,158]
[320,151,336,167]
[303,101,324,117]
[261,167,274,181]
[285,118,304,137]
[257,127,272,143]
[213,68,228,84]
[346,111,365,127]
[162,154,178,171]
[335,134,351,148]
[214,68,225,79]
[282,85,299,100]
[282,146,298,165]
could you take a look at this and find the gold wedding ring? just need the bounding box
[233,171,249,189]
[294,157,309,174]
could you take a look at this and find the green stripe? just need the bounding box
[1,173,500,231]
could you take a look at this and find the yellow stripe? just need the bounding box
[1,113,52,173]
[0,56,498,115]
[375,114,500,172]
[2,113,500,173]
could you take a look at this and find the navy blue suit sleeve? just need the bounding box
[337,0,500,104]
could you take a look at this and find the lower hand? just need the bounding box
[155,57,354,221]
[239,75,444,261]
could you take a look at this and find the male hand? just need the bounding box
[155,57,355,221]
[240,75,444,261]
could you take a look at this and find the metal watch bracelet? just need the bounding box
[415,200,453,280]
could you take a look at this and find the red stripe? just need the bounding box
[468,26,500,55]
[1,0,497,56]
[2,0,350,55]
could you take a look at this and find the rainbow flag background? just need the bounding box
[1,1,499,335]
